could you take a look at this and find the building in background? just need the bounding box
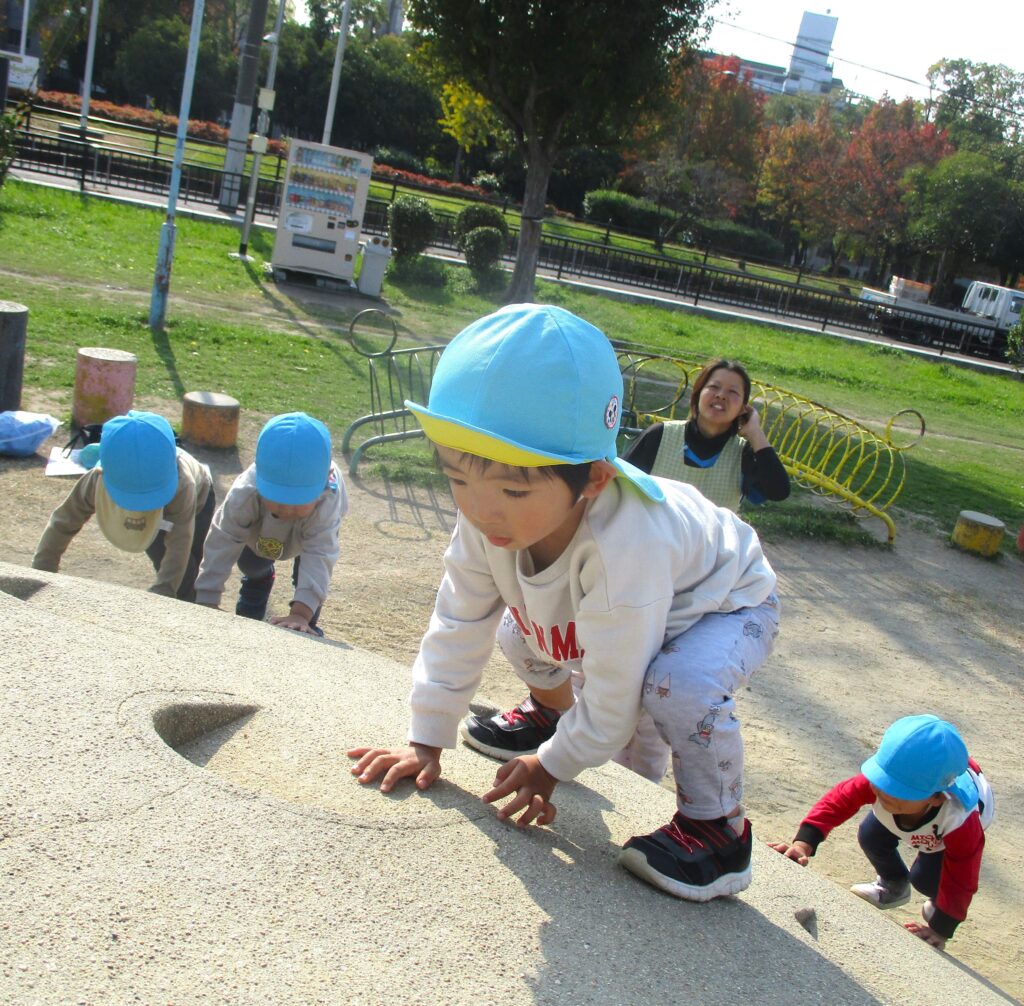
[715,9,844,97]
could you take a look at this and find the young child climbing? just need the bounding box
[32,410,215,601]
[769,714,994,949]
[464,356,791,782]
[349,303,781,902]
[194,411,347,636]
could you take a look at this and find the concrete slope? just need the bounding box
[0,563,1013,1006]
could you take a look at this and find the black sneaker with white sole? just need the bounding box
[618,813,753,901]
[459,696,562,760]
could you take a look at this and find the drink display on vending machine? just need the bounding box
[271,140,374,284]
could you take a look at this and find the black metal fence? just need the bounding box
[9,124,1006,362]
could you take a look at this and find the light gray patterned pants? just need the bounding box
[497,594,780,818]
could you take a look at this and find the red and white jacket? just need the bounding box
[795,761,993,938]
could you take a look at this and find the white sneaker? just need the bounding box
[850,875,911,909]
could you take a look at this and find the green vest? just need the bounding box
[649,420,744,512]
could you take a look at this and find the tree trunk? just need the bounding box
[506,149,553,303]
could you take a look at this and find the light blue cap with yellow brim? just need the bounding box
[405,303,664,502]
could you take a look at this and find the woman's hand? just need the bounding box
[348,743,442,793]
[482,754,558,826]
[737,405,769,449]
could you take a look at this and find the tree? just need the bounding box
[836,98,952,279]
[927,58,1024,151]
[406,0,709,301]
[438,80,502,180]
[757,103,843,262]
[628,54,767,248]
[904,151,1016,296]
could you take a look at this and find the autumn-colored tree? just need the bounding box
[836,98,952,278]
[756,102,843,262]
[629,53,767,246]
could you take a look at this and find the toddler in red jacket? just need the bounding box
[770,714,993,949]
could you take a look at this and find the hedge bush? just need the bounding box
[387,194,436,259]
[463,226,506,278]
[582,189,674,236]
[692,219,784,262]
[453,203,509,251]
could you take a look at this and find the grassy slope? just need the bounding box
[2,180,1022,547]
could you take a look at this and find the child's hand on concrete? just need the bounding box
[903,920,946,950]
[767,840,813,865]
[483,754,557,827]
[348,743,442,793]
[270,612,316,633]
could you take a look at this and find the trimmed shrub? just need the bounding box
[388,195,436,259]
[693,218,784,262]
[453,203,509,251]
[582,189,675,236]
[372,146,424,175]
[463,226,505,278]
[472,171,500,193]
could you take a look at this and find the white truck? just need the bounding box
[859,277,1024,356]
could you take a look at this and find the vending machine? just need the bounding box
[271,141,374,285]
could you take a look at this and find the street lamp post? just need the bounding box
[148,0,206,332]
[322,0,352,146]
[79,0,100,130]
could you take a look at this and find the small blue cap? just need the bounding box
[99,411,178,510]
[255,412,332,505]
[862,714,978,810]
[405,304,663,501]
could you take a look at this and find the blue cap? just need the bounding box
[99,411,178,511]
[405,304,663,501]
[255,412,332,505]
[861,714,978,810]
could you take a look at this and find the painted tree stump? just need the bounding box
[181,391,240,449]
[951,510,1005,557]
[72,347,138,427]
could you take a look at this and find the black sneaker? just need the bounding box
[459,696,561,760]
[618,813,753,901]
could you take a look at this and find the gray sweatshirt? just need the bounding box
[193,462,347,611]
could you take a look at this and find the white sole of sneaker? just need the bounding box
[617,848,752,902]
[458,721,538,761]
[849,884,911,910]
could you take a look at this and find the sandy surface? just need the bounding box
[3,402,1022,1002]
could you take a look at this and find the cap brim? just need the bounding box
[407,401,665,503]
[861,754,933,801]
[406,401,579,467]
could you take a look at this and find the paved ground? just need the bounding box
[1,561,1018,1006]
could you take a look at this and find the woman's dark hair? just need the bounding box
[688,359,752,434]
[434,449,593,496]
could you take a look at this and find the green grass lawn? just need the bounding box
[2,179,1022,550]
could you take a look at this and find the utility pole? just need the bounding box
[20,0,32,55]
[322,0,353,146]
[218,0,270,212]
[79,0,100,129]
[149,0,206,332]
[233,0,286,261]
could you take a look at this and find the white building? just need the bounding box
[783,11,839,95]
[717,10,844,97]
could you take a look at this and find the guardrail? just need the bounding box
[340,310,924,542]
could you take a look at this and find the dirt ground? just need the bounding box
[3,399,1023,1002]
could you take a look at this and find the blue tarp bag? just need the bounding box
[0,410,61,457]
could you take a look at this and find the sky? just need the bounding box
[705,0,1022,103]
